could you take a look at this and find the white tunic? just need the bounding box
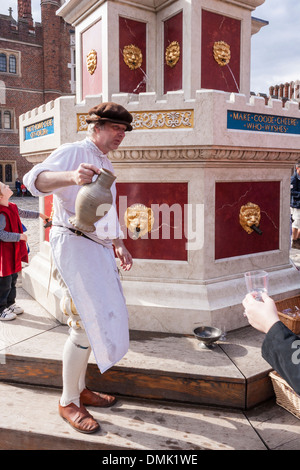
[23,138,129,373]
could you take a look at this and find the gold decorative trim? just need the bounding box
[86,49,97,75]
[165,41,180,68]
[77,114,88,131]
[123,44,143,70]
[213,41,231,66]
[76,109,194,132]
[131,109,194,130]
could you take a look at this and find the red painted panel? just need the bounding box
[44,194,53,242]
[116,182,188,260]
[119,17,147,94]
[215,182,280,259]
[164,11,183,94]
[201,9,240,92]
[82,20,102,99]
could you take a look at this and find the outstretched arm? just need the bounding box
[243,292,300,395]
[35,163,101,193]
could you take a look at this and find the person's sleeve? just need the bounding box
[18,208,39,219]
[23,163,56,197]
[23,144,79,197]
[262,321,300,395]
[0,214,21,242]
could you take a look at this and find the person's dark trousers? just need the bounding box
[0,273,18,313]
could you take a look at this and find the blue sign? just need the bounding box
[227,110,300,135]
[24,118,54,140]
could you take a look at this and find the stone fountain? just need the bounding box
[19,0,300,334]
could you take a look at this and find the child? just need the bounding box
[21,183,27,197]
[0,181,48,321]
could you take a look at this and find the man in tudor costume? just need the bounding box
[24,102,133,434]
[0,181,47,320]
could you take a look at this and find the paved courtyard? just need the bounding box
[5,195,300,450]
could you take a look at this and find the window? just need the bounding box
[9,55,16,74]
[0,162,15,185]
[69,33,76,93]
[0,109,13,130]
[5,164,12,182]
[0,51,19,75]
[3,111,11,129]
[0,54,7,72]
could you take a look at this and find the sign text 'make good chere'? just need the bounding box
[24,118,54,140]
[227,110,300,135]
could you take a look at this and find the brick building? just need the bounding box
[0,0,75,189]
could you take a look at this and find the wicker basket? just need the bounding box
[269,371,300,419]
[275,295,300,334]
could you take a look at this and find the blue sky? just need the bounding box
[251,0,300,94]
[1,0,299,96]
[0,0,41,23]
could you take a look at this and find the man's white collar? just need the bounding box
[85,137,107,157]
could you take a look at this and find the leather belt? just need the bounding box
[53,225,93,241]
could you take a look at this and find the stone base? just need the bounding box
[122,264,300,333]
[22,247,300,333]
[22,248,66,325]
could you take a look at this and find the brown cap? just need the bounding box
[86,102,133,131]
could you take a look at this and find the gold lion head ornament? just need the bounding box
[239,202,262,235]
[86,49,97,75]
[213,41,231,67]
[123,44,143,70]
[125,203,154,239]
[165,41,180,68]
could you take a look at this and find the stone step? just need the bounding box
[1,287,300,450]
[0,287,274,410]
[0,381,268,450]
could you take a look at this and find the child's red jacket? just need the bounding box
[0,202,28,276]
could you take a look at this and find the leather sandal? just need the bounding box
[80,388,116,407]
[58,401,100,434]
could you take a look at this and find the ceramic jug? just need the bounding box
[69,168,116,232]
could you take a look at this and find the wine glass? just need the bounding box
[244,270,269,301]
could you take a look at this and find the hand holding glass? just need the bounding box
[244,270,268,301]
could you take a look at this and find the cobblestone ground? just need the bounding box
[11,196,41,261]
